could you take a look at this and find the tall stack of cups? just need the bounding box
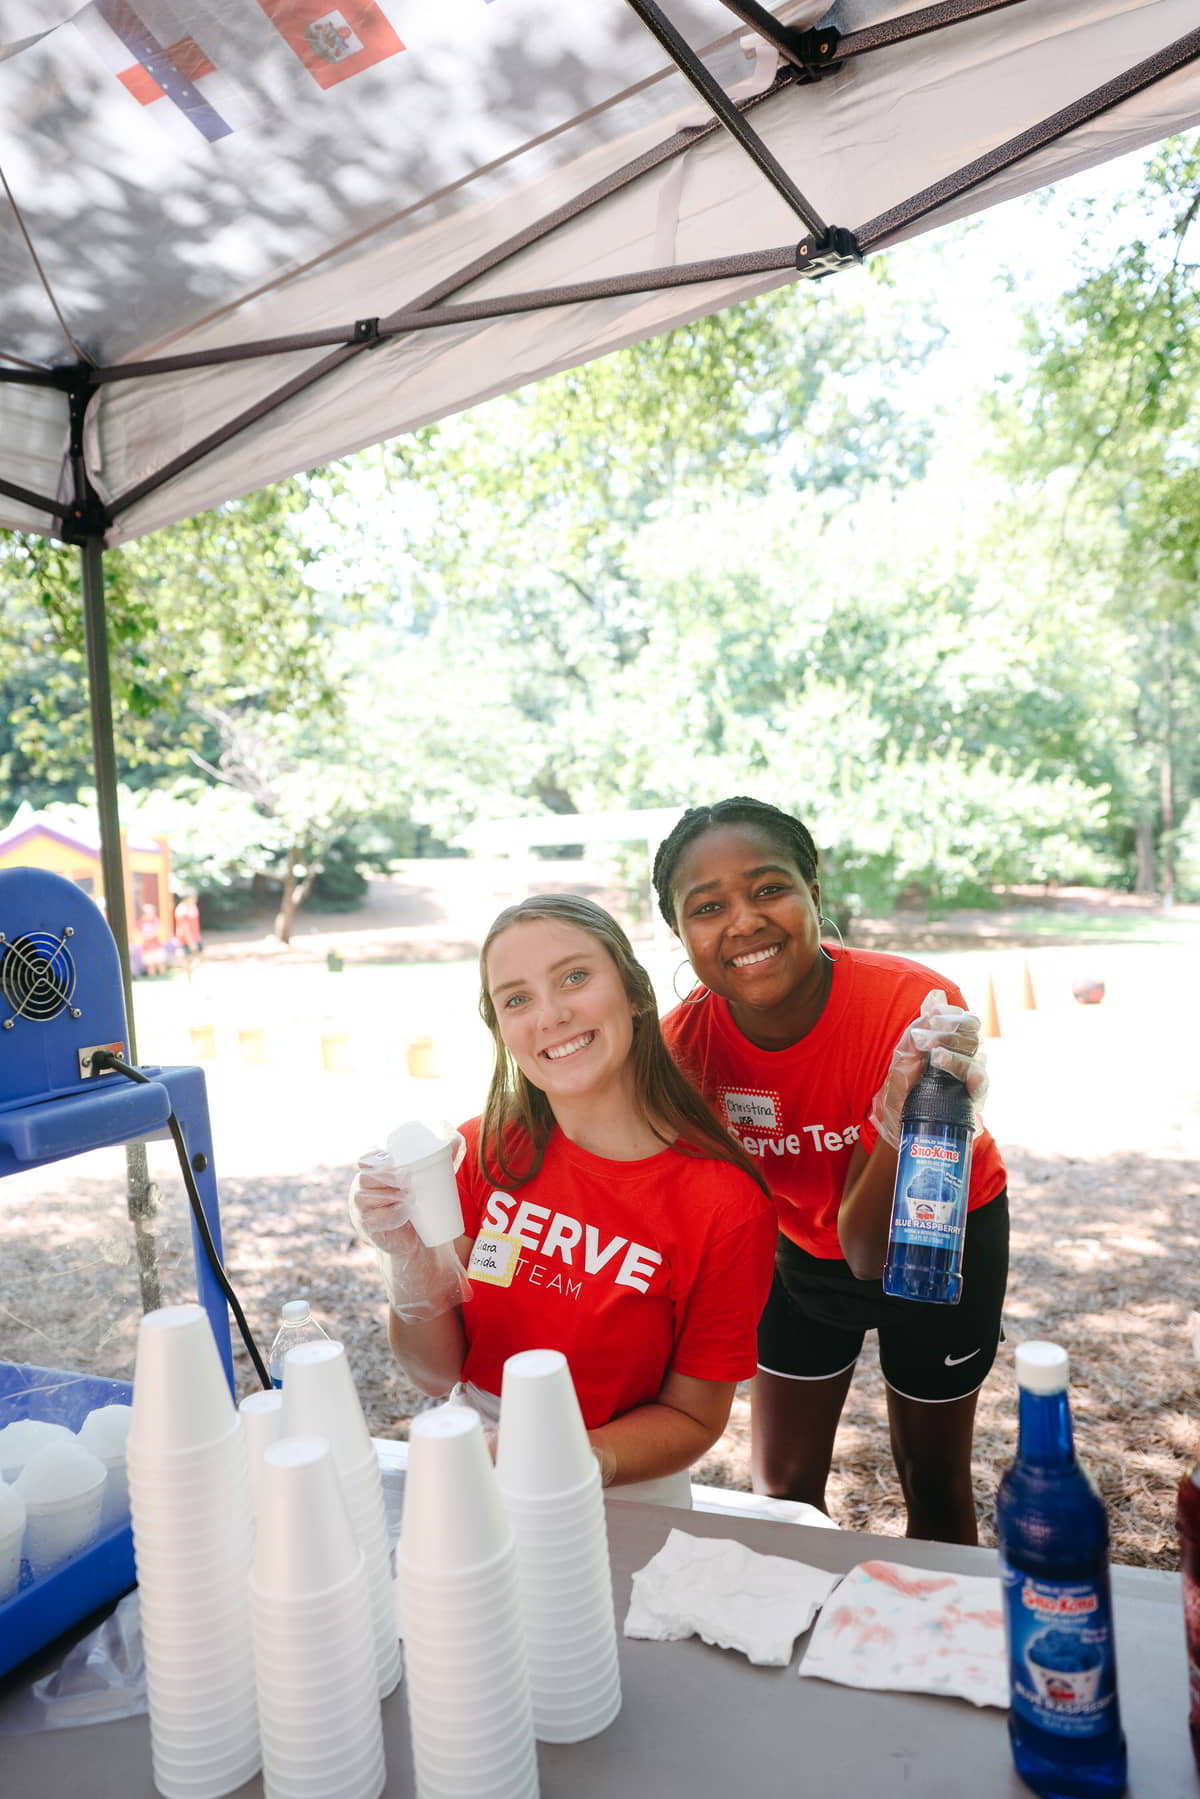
[280,1340,402,1697]
[398,1406,539,1799]
[496,1350,621,1743]
[126,1305,260,1798]
[251,1438,386,1799]
[238,1388,284,1515]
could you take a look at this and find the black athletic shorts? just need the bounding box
[756,1191,1009,1404]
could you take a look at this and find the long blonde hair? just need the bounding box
[477,893,767,1194]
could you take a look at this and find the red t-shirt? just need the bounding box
[663,946,1007,1260]
[454,1118,776,1430]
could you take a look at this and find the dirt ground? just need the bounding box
[3,879,1198,1570]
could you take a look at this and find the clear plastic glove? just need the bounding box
[868,989,989,1149]
[349,1151,471,1321]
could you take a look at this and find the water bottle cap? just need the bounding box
[280,1299,311,1323]
[1016,1340,1069,1394]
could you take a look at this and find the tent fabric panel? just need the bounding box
[0,382,67,535]
[92,1,1200,543]
[0,0,752,366]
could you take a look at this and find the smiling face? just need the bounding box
[484,916,639,1113]
[670,822,824,1026]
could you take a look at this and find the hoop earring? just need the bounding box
[672,960,708,1005]
[819,914,846,963]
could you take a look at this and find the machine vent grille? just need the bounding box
[0,931,77,1024]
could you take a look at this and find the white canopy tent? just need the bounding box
[3,0,1199,1001]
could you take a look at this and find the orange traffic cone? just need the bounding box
[1021,961,1036,1010]
[984,975,1001,1038]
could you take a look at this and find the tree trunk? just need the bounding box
[1159,624,1176,906]
[273,845,322,942]
[125,1141,162,1313]
[1134,818,1156,895]
[274,847,301,943]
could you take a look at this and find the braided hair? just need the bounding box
[651,797,820,931]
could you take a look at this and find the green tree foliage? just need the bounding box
[991,136,1200,895]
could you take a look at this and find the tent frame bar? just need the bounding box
[619,0,828,233]
[859,21,1200,249]
[834,0,1032,61]
[0,473,63,517]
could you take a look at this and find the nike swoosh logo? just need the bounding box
[944,1349,981,1367]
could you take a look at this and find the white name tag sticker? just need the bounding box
[468,1232,521,1287]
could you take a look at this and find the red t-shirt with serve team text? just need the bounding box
[662,946,1006,1260]
[453,1118,776,1430]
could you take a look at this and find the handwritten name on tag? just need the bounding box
[468,1232,521,1287]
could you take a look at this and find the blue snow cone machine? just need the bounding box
[0,867,233,1678]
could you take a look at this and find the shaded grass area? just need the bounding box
[4,1145,1196,1569]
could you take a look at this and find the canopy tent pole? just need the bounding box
[79,536,136,1053]
[72,391,165,1316]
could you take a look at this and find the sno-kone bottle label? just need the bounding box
[888,1121,968,1255]
[1001,1564,1120,1739]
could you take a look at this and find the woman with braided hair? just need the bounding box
[652,797,1007,1544]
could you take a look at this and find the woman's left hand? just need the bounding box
[869,989,988,1148]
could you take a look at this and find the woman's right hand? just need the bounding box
[348,1151,471,1320]
[348,1150,420,1254]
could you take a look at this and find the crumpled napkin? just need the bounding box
[798,1559,1008,1708]
[623,1528,843,1666]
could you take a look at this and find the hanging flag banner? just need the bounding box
[254,0,405,90]
[74,0,251,146]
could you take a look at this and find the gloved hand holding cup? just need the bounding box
[349,1121,470,1321]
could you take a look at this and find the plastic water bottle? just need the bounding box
[881,1065,973,1304]
[267,1299,330,1388]
[996,1341,1127,1798]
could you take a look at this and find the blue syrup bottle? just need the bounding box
[996,1342,1128,1799]
[881,1066,973,1304]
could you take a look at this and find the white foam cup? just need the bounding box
[78,1402,133,1523]
[0,1481,26,1598]
[401,1405,512,1574]
[238,1388,283,1505]
[496,1348,595,1497]
[402,1626,522,1689]
[408,1736,537,1787]
[279,1340,375,1472]
[0,1419,76,1484]
[79,1403,133,1458]
[254,1436,360,1596]
[129,1305,237,1453]
[385,1120,464,1247]
[16,1442,107,1576]
[257,1760,384,1799]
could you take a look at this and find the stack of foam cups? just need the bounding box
[280,1340,402,1696]
[252,1437,386,1799]
[496,1350,621,1744]
[238,1388,284,1516]
[398,1406,539,1799]
[126,1305,260,1798]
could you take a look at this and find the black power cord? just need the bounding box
[90,1051,272,1390]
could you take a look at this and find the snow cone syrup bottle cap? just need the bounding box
[1015,1341,1068,1395]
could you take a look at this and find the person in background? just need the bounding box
[174,891,202,960]
[137,901,167,977]
[652,796,1006,1544]
[348,894,776,1505]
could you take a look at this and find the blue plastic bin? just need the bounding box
[0,1363,135,1682]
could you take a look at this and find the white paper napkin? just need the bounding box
[623,1528,843,1666]
[798,1558,1008,1708]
